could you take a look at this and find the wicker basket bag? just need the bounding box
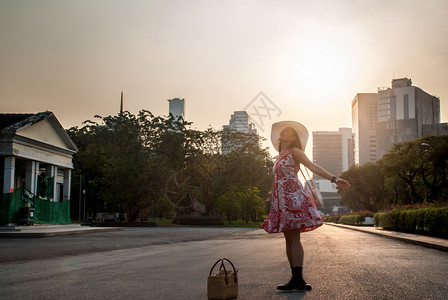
[207,257,238,300]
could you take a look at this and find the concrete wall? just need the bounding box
[16,118,68,149]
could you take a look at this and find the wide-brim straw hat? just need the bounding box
[270,121,309,152]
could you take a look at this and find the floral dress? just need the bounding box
[261,148,323,233]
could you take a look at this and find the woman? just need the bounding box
[261,121,351,292]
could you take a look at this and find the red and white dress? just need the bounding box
[261,148,323,233]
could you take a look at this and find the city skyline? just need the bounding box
[1,0,447,159]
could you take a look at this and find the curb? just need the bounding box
[325,223,448,252]
[0,227,124,238]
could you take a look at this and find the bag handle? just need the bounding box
[209,257,238,284]
[299,166,315,191]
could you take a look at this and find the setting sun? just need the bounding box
[278,21,355,100]
[295,43,349,95]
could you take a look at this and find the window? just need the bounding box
[403,94,409,119]
[390,96,396,120]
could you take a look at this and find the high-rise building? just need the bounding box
[168,98,185,120]
[351,93,378,165]
[222,111,258,154]
[312,128,353,215]
[313,128,353,179]
[376,78,444,159]
[351,78,446,165]
[223,111,257,134]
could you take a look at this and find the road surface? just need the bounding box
[1,225,447,299]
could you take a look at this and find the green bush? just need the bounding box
[374,207,448,238]
[340,215,366,225]
[374,212,394,229]
[322,215,340,223]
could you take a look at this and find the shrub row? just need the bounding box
[324,212,374,225]
[322,215,340,223]
[339,215,373,226]
[374,207,448,238]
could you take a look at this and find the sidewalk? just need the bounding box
[325,222,448,252]
[0,224,123,238]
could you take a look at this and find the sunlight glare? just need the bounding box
[295,43,348,95]
[279,24,354,101]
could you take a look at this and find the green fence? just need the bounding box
[34,197,71,224]
[0,187,71,225]
[0,189,24,224]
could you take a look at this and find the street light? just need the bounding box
[83,189,86,221]
[78,174,82,221]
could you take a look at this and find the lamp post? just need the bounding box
[83,189,86,221]
[78,174,82,221]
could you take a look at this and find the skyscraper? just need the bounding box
[351,78,446,165]
[222,111,258,154]
[312,128,353,215]
[313,128,353,179]
[168,98,185,120]
[376,78,443,159]
[223,111,257,134]
[351,93,378,166]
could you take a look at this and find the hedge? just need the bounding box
[374,207,448,238]
[340,215,366,225]
[323,215,340,223]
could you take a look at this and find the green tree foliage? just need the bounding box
[339,135,448,212]
[240,187,265,223]
[213,186,265,223]
[68,111,154,221]
[379,135,448,204]
[338,163,389,212]
[213,187,241,223]
[68,110,273,221]
[212,129,273,207]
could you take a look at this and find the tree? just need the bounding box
[68,109,275,221]
[240,187,265,223]
[379,135,448,204]
[338,163,389,212]
[212,129,273,207]
[213,187,241,223]
[68,112,153,221]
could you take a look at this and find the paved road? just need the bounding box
[1,225,447,299]
[0,227,252,264]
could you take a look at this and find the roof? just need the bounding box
[0,111,52,132]
[0,111,78,152]
[0,113,34,130]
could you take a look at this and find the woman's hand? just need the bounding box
[336,178,351,190]
[265,191,272,202]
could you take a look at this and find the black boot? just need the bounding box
[277,267,312,291]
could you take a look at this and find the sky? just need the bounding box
[1,0,447,158]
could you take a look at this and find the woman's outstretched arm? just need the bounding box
[292,147,351,190]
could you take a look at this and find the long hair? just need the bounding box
[278,127,303,153]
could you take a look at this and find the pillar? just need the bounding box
[25,161,39,194]
[33,161,40,195]
[48,165,56,202]
[63,169,71,201]
[3,156,16,194]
